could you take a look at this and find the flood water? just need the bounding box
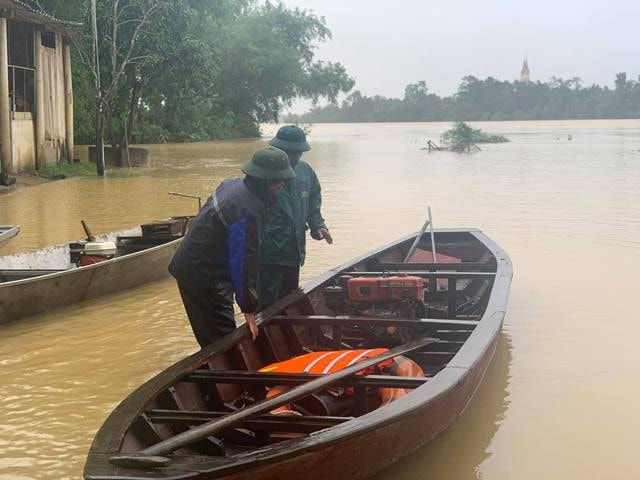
[1,120,639,479]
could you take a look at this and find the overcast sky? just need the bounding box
[281,0,640,112]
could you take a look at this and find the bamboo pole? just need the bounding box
[63,43,74,161]
[0,17,12,178]
[34,28,45,169]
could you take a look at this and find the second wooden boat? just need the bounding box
[84,228,512,480]
[0,217,191,324]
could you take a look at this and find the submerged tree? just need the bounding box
[440,121,509,145]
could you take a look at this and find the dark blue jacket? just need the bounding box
[169,178,264,313]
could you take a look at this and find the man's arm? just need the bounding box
[227,214,261,339]
[307,167,332,243]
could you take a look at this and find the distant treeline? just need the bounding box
[42,0,353,151]
[287,74,640,123]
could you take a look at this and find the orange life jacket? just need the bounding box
[259,348,391,376]
[259,349,424,415]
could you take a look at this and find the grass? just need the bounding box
[37,161,98,179]
[34,162,140,179]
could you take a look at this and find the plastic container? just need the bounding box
[84,241,117,257]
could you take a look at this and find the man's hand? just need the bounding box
[244,313,259,340]
[316,227,333,244]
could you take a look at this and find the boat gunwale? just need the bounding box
[84,228,512,477]
[0,228,182,288]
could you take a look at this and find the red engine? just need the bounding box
[347,275,424,302]
[323,275,427,347]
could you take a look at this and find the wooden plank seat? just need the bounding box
[341,271,496,278]
[184,371,429,389]
[146,410,353,434]
[116,236,177,255]
[269,315,479,328]
[369,262,497,272]
[408,351,456,365]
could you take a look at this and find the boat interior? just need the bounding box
[102,231,499,469]
[0,217,191,283]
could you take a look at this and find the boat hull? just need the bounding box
[0,237,180,324]
[83,229,512,480]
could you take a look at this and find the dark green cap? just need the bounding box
[241,147,295,180]
[268,125,311,152]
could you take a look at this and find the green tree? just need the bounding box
[294,72,640,123]
[41,0,354,159]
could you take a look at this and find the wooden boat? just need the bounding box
[0,217,191,324]
[0,225,20,245]
[84,228,512,480]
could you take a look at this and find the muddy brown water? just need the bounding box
[1,121,639,479]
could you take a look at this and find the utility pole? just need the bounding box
[91,0,105,176]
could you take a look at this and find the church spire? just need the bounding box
[520,57,530,82]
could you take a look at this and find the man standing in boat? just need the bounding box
[259,125,332,309]
[169,147,295,347]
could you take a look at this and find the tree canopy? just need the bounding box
[40,0,354,150]
[291,74,640,123]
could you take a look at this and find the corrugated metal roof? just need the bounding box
[10,0,76,25]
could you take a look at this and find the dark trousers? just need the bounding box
[177,280,236,348]
[258,264,300,311]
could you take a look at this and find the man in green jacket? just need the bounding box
[259,125,332,309]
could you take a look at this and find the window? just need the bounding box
[7,21,35,114]
[8,21,34,68]
[41,31,56,49]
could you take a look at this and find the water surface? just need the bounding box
[1,120,639,479]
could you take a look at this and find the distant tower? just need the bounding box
[520,57,530,82]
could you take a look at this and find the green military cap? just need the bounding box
[268,125,311,152]
[241,147,296,180]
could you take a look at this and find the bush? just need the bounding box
[441,122,509,144]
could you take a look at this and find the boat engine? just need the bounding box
[324,274,427,345]
[69,240,117,267]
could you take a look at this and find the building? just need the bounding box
[520,57,530,83]
[0,1,77,185]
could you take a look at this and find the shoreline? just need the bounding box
[0,173,51,196]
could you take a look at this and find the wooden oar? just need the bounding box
[110,336,437,468]
[403,207,433,263]
[427,206,437,263]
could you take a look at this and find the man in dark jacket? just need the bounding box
[169,147,295,347]
[259,125,332,309]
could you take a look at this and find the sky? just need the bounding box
[280,0,640,113]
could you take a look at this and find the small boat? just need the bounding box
[84,228,512,480]
[0,217,191,324]
[0,225,20,245]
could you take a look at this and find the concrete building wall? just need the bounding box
[11,116,35,172]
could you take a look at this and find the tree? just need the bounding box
[43,0,354,152]
[214,2,353,133]
[293,72,640,123]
